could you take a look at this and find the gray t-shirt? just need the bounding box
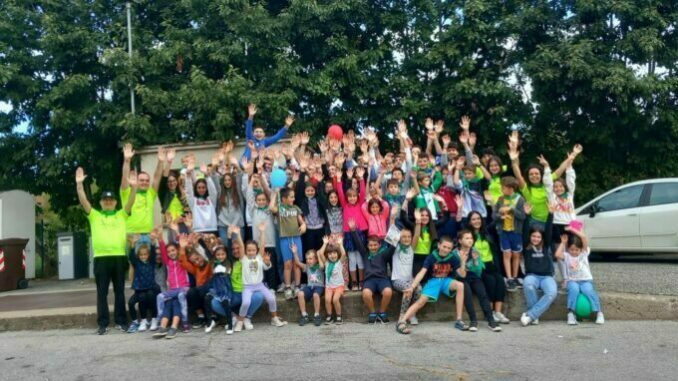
[325,261,344,288]
[305,265,325,288]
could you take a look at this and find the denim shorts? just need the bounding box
[500,231,523,253]
[363,278,392,294]
[302,286,324,301]
[422,277,455,302]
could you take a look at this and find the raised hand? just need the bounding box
[322,235,330,245]
[508,145,519,161]
[355,166,365,179]
[454,194,463,209]
[560,234,569,245]
[178,234,189,248]
[75,167,87,183]
[347,218,357,231]
[346,166,354,179]
[300,131,310,145]
[157,146,167,161]
[469,132,477,147]
[248,103,258,117]
[200,163,208,174]
[441,134,451,146]
[405,187,418,201]
[459,116,471,131]
[524,203,533,215]
[425,118,434,131]
[123,143,135,160]
[508,130,520,149]
[435,120,444,134]
[166,148,176,162]
[572,144,583,155]
[537,154,549,168]
[459,131,469,145]
[285,115,295,128]
[414,208,422,223]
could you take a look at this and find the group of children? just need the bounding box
[119,104,604,338]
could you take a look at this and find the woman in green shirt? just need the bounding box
[467,211,510,324]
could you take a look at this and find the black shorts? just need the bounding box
[363,278,392,294]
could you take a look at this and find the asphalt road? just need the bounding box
[589,253,678,296]
[1,321,677,381]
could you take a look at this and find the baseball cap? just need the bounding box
[100,191,116,200]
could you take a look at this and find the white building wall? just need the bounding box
[0,190,36,278]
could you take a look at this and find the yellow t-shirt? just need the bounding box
[120,187,157,233]
[501,196,519,232]
[88,209,129,257]
[167,194,184,220]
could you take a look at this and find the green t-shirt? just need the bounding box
[88,209,129,257]
[231,261,243,293]
[121,187,157,233]
[414,229,432,256]
[474,236,493,263]
[488,176,502,205]
[278,204,303,238]
[167,193,184,220]
[520,184,548,222]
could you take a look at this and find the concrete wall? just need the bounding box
[0,190,36,278]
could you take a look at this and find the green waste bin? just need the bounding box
[0,238,30,292]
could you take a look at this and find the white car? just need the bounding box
[575,178,678,254]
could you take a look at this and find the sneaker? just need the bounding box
[276,284,286,293]
[150,318,159,331]
[138,319,149,332]
[127,321,140,333]
[335,315,343,325]
[165,328,178,339]
[225,327,234,335]
[192,317,206,329]
[409,315,419,325]
[313,315,322,326]
[351,283,359,292]
[469,322,478,332]
[567,312,578,325]
[299,314,310,326]
[234,320,244,332]
[284,287,294,300]
[153,327,168,338]
[205,319,217,333]
[489,321,502,332]
[97,326,108,336]
[244,318,254,330]
[293,285,301,294]
[325,316,334,325]
[506,279,518,292]
[115,324,129,332]
[368,313,377,324]
[454,320,469,331]
[378,313,389,323]
[520,312,533,327]
[595,312,605,325]
[271,316,287,327]
[531,319,540,325]
[493,311,510,324]
[181,323,191,333]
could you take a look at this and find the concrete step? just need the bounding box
[1,290,676,331]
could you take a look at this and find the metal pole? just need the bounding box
[40,219,44,278]
[126,2,136,115]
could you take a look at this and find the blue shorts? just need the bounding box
[280,236,303,263]
[422,277,456,302]
[500,231,523,253]
[363,278,392,294]
[162,298,182,319]
[301,286,324,301]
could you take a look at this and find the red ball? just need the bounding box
[328,124,343,140]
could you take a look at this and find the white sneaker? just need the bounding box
[567,312,578,325]
[244,318,254,330]
[520,312,533,327]
[225,328,234,335]
[205,319,217,333]
[595,312,605,325]
[409,315,419,325]
[271,317,287,327]
[531,319,539,325]
[138,319,149,332]
[150,318,159,331]
[234,320,244,332]
[494,311,510,324]
[284,287,294,300]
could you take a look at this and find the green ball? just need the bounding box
[575,293,593,318]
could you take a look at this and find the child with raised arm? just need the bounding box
[126,230,160,333]
[204,264,234,334]
[349,219,394,324]
[555,227,604,325]
[155,236,190,333]
[389,225,422,325]
[318,236,348,324]
[396,236,468,334]
[493,176,526,292]
[292,244,324,326]
[241,103,294,161]
[184,157,218,234]
[270,188,307,300]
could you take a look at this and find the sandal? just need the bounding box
[395,321,411,335]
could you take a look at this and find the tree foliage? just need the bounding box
[1,0,677,214]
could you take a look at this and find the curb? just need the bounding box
[1,291,677,331]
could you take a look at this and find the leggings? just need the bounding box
[463,278,496,324]
[128,288,159,321]
[239,283,277,317]
[205,294,233,330]
[348,251,364,271]
[156,287,188,323]
[481,262,506,303]
[392,279,422,317]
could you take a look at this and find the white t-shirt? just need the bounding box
[391,245,414,282]
[240,254,271,285]
[564,248,592,281]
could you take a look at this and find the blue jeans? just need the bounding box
[523,275,557,320]
[156,287,188,323]
[216,291,264,319]
[566,280,601,312]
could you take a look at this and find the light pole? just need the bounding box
[126,2,136,115]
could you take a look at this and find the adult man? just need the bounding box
[76,167,138,335]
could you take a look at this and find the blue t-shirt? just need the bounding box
[423,250,461,279]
